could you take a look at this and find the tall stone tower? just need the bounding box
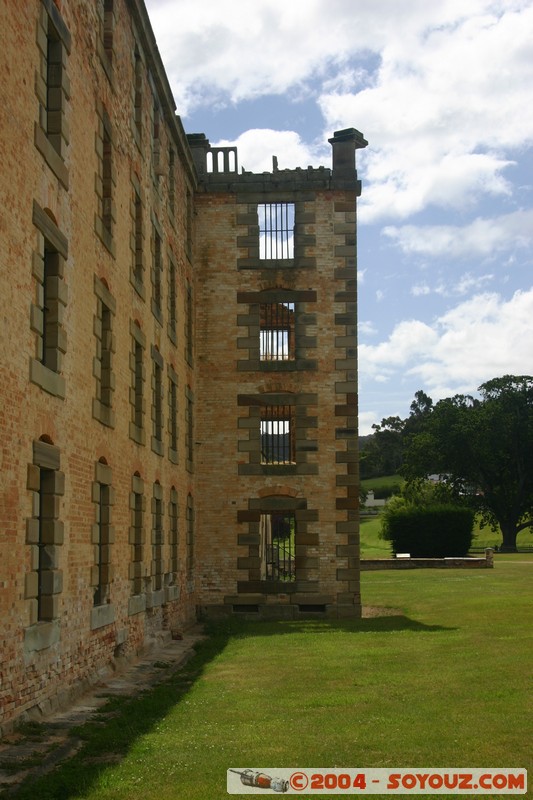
[191,128,367,619]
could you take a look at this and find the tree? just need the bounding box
[402,375,533,551]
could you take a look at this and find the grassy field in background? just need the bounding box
[358,509,522,557]
[10,555,533,800]
[361,474,404,492]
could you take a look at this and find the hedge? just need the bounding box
[385,504,474,557]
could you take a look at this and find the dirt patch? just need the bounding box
[361,606,403,618]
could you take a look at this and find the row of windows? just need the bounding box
[30,206,193,464]
[37,1,193,257]
[28,440,194,625]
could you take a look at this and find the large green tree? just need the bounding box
[402,375,533,551]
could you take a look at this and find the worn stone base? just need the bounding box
[197,602,362,621]
[361,551,494,570]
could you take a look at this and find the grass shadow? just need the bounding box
[202,614,456,639]
[6,614,453,799]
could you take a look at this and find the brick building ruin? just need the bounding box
[0,0,367,732]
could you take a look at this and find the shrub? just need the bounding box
[372,483,402,500]
[384,504,474,557]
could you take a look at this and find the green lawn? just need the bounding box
[360,507,533,557]
[361,473,404,492]
[10,557,533,800]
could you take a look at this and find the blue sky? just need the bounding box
[145,0,533,433]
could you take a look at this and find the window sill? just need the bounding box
[94,216,116,258]
[92,399,115,429]
[29,358,65,399]
[34,124,69,190]
[91,602,115,630]
[24,619,60,654]
[129,423,146,446]
[151,437,164,457]
[130,275,146,301]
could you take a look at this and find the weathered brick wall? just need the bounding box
[0,0,366,733]
[193,143,364,619]
[0,0,197,732]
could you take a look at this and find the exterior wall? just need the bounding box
[0,0,197,733]
[193,134,366,620]
[0,0,366,732]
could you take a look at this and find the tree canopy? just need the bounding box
[401,375,533,551]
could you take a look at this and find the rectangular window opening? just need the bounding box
[134,48,142,138]
[103,0,114,63]
[258,203,295,260]
[152,492,163,591]
[102,125,113,236]
[261,511,296,582]
[134,189,143,285]
[168,259,177,337]
[154,361,163,443]
[261,406,295,464]
[152,228,162,317]
[169,498,179,578]
[260,302,295,361]
[132,336,144,431]
[37,468,54,620]
[94,483,110,606]
[169,379,178,452]
[46,26,63,154]
[41,245,60,371]
[132,489,143,595]
[99,304,112,408]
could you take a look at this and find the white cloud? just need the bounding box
[212,129,320,173]
[145,0,533,221]
[358,320,378,336]
[411,283,431,297]
[359,410,380,436]
[411,273,493,298]
[359,289,533,397]
[383,209,533,259]
[319,4,533,220]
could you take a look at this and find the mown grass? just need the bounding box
[361,503,533,556]
[361,474,404,492]
[9,556,533,800]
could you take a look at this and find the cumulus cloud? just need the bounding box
[212,129,320,173]
[358,320,378,336]
[359,289,533,397]
[383,209,533,259]
[145,1,533,221]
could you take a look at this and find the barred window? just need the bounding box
[29,204,68,398]
[152,97,161,177]
[261,511,296,582]
[151,223,163,322]
[258,203,294,260]
[168,366,179,462]
[41,244,62,372]
[260,406,295,464]
[93,460,112,607]
[95,105,115,253]
[169,488,179,579]
[93,278,116,428]
[26,439,65,624]
[132,184,144,290]
[151,346,164,455]
[133,47,142,141]
[185,387,194,470]
[152,482,164,592]
[130,474,144,596]
[102,122,113,237]
[129,321,145,445]
[186,494,194,578]
[168,255,177,343]
[260,302,295,361]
